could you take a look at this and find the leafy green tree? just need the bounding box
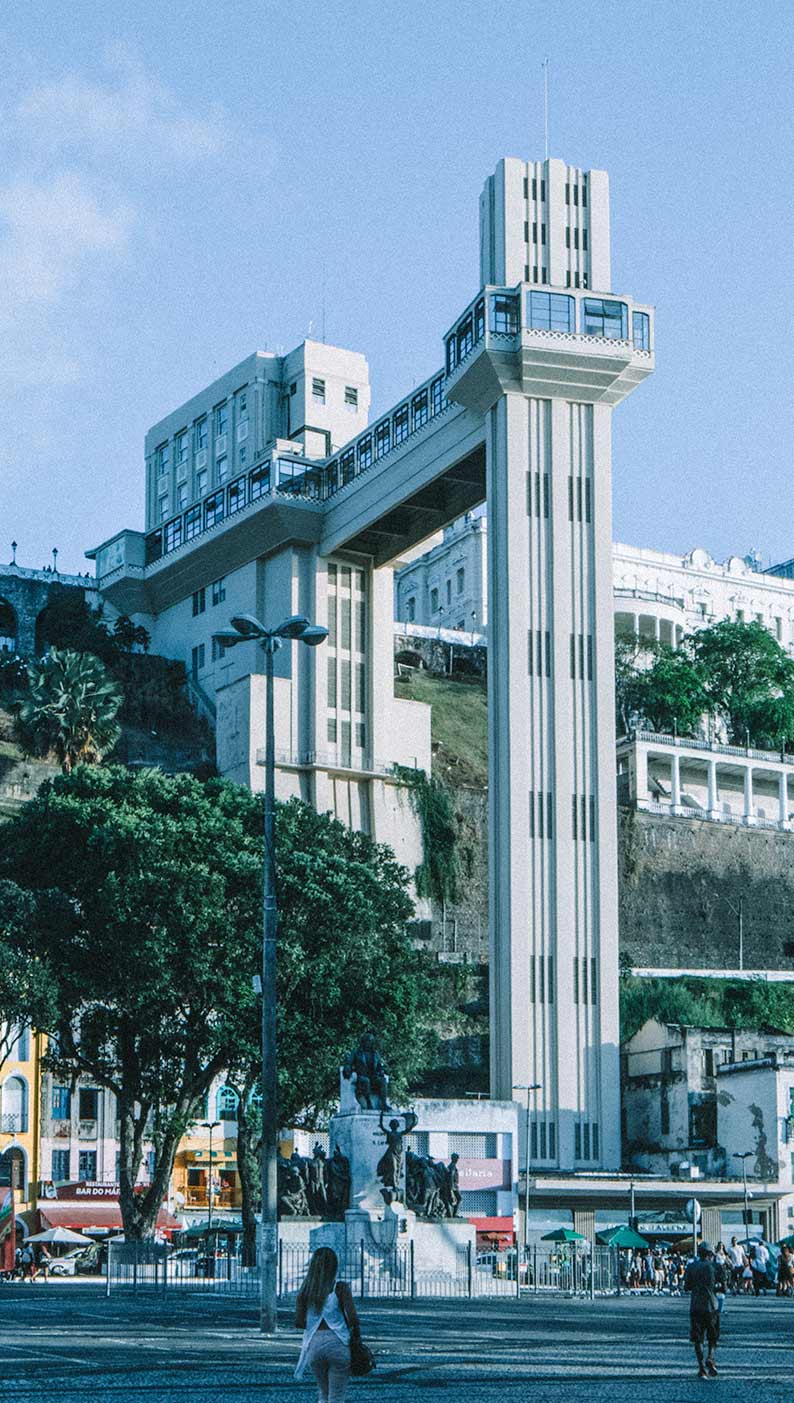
[1,769,440,1242]
[614,635,645,735]
[691,619,794,747]
[0,767,263,1238]
[0,881,59,1071]
[35,586,117,663]
[113,615,151,654]
[619,972,794,1042]
[227,799,441,1262]
[13,649,123,772]
[624,643,708,737]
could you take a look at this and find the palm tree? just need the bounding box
[14,649,123,772]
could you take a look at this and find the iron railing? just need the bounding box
[107,1240,619,1300]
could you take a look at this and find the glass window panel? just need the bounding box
[393,405,409,444]
[341,597,351,649]
[411,390,429,430]
[375,421,391,457]
[249,465,269,500]
[164,518,183,553]
[357,435,373,469]
[527,290,574,333]
[340,659,351,710]
[490,294,520,334]
[632,311,650,350]
[227,477,246,514]
[582,298,628,339]
[430,377,444,415]
[457,315,474,359]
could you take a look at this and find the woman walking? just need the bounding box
[295,1247,360,1402]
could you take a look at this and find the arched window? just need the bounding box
[0,1147,26,1194]
[215,1085,239,1122]
[10,1026,29,1062]
[0,597,17,653]
[1,1076,28,1134]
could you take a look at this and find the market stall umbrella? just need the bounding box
[777,1234,794,1249]
[182,1219,244,1236]
[541,1227,586,1243]
[26,1227,93,1245]
[597,1225,650,1249]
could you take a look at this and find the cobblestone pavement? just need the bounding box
[1,1283,793,1401]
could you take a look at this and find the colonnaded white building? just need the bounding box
[90,152,656,1173]
[396,523,794,652]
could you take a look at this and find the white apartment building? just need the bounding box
[89,340,429,881]
[396,525,794,653]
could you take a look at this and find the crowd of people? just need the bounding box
[620,1235,794,1297]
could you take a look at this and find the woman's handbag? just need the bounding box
[336,1283,376,1376]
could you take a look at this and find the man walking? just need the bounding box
[727,1236,746,1293]
[684,1241,725,1379]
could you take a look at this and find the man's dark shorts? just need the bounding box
[690,1310,720,1348]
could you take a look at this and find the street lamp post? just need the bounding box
[733,1151,753,1238]
[213,612,328,1334]
[201,1119,221,1234]
[515,1083,541,1261]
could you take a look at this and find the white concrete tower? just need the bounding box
[452,157,653,1170]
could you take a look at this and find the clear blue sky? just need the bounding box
[2,1,793,574]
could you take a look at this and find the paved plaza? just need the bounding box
[2,1283,793,1401]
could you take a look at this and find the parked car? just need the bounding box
[50,1244,103,1277]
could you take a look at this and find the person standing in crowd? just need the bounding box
[18,1241,35,1284]
[776,1243,794,1297]
[684,1241,725,1379]
[727,1236,746,1294]
[294,1246,361,1402]
[751,1238,770,1296]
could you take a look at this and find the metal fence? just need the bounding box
[107,1241,619,1300]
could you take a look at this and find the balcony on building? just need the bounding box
[618,731,794,831]
[443,284,655,410]
[614,588,687,648]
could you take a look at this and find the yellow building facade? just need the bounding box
[0,1024,44,1229]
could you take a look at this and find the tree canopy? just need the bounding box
[617,618,794,748]
[620,972,794,1041]
[13,649,123,771]
[0,881,58,1071]
[0,766,440,1238]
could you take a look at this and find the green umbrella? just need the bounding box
[777,1234,794,1249]
[182,1219,243,1237]
[541,1227,586,1243]
[596,1225,650,1249]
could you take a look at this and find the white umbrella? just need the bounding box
[26,1227,93,1245]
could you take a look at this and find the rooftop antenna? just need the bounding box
[542,56,549,161]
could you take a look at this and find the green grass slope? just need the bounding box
[395,672,487,787]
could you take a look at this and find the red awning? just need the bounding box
[40,1202,181,1236]
[468,1216,514,1231]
